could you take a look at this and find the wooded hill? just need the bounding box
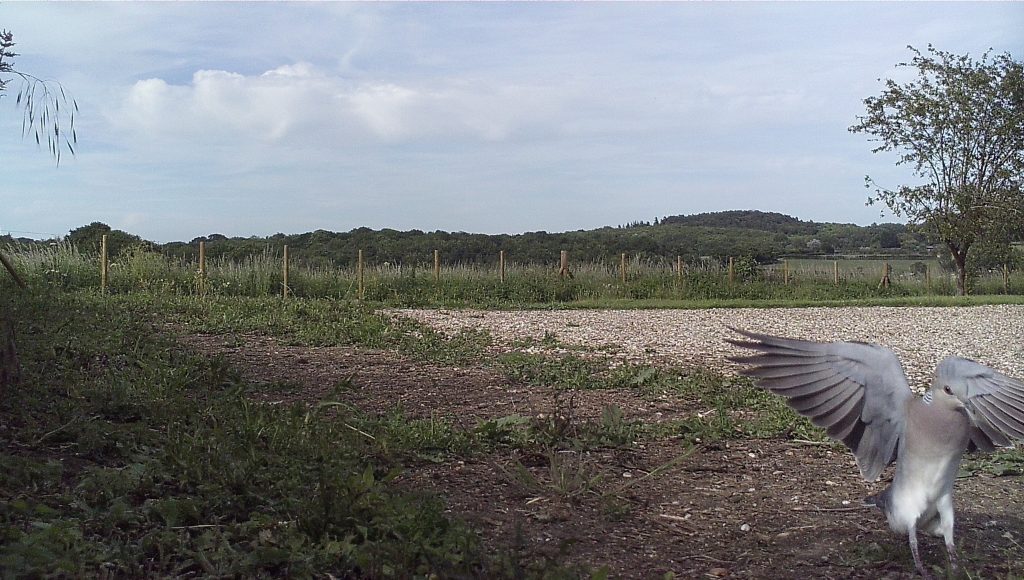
[26,210,933,268]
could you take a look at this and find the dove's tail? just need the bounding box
[862,488,891,512]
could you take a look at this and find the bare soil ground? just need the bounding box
[179,331,1024,579]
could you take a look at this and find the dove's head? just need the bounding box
[927,357,975,412]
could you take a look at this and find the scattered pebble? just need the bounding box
[393,306,1024,387]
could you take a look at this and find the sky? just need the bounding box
[1,2,1022,243]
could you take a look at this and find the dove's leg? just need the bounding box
[934,492,958,570]
[908,526,932,580]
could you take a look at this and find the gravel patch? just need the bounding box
[393,305,1024,390]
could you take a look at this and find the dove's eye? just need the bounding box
[943,385,953,395]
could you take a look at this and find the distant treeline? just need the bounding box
[4,210,942,268]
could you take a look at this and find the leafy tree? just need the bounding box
[969,236,1021,273]
[149,212,920,270]
[67,222,146,259]
[850,45,1024,295]
[875,225,903,249]
[1,28,77,163]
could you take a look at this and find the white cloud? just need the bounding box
[112,63,568,147]
[346,82,423,140]
[116,64,332,144]
[347,80,566,142]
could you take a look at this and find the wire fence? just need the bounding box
[2,236,1021,304]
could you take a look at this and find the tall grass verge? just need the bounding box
[4,242,1023,307]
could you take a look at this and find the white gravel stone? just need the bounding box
[392,305,1024,390]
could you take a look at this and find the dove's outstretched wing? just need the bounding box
[936,356,1024,451]
[727,328,915,481]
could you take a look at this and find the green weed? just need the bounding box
[961,448,1024,477]
[499,352,601,391]
[0,289,490,577]
[503,449,605,502]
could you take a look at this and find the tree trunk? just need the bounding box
[949,243,969,296]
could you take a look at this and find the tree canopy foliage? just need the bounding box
[66,222,148,259]
[850,45,1024,294]
[660,210,819,235]
[11,211,1015,280]
[59,211,934,269]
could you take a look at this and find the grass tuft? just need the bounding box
[0,290,490,577]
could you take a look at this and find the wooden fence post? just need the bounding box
[282,245,289,298]
[833,260,839,285]
[620,253,627,284]
[0,252,26,289]
[559,250,572,278]
[728,256,735,285]
[925,264,931,293]
[676,256,683,280]
[358,249,365,299]
[100,234,108,293]
[198,241,207,296]
[879,261,891,289]
[783,259,790,286]
[1004,263,1010,294]
[434,249,440,283]
[499,250,506,284]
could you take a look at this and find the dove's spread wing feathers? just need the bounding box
[937,356,1024,449]
[728,328,914,481]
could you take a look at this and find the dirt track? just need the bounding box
[180,306,1024,578]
